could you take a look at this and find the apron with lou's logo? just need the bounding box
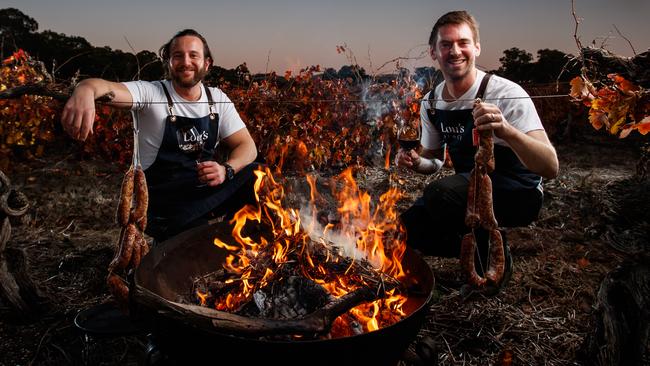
[144,82,233,239]
[426,74,540,190]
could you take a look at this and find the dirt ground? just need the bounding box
[1,132,648,366]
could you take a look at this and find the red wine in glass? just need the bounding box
[397,125,420,151]
[398,138,419,150]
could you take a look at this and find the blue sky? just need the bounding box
[3,0,649,74]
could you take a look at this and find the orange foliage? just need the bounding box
[0,50,60,168]
[3,50,424,172]
[570,74,650,138]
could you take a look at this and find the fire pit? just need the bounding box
[132,220,434,366]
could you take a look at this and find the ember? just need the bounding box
[193,166,409,338]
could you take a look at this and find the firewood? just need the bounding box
[134,283,390,337]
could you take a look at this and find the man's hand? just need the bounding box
[197,161,228,187]
[61,79,132,141]
[472,101,514,140]
[61,84,97,141]
[396,148,420,170]
[472,101,559,179]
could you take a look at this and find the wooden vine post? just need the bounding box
[0,171,44,317]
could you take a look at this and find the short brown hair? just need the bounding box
[158,29,213,79]
[428,10,480,47]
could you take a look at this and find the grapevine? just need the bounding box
[0,50,60,168]
[570,72,650,138]
[1,50,423,172]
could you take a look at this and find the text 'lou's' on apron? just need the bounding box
[426,73,540,190]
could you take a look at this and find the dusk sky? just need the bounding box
[3,0,649,74]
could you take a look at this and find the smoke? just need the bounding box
[359,69,425,167]
[298,203,376,265]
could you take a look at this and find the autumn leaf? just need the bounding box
[576,257,590,269]
[608,73,639,94]
[497,348,514,366]
[569,76,594,105]
[588,108,607,130]
[636,117,650,135]
[621,117,650,138]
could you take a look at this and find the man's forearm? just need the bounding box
[225,141,257,173]
[504,129,559,179]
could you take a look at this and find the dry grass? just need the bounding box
[1,136,648,365]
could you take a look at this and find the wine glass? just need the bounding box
[397,120,421,151]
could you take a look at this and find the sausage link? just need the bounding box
[478,173,498,230]
[464,169,480,228]
[116,167,135,226]
[460,233,487,288]
[108,224,136,272]
[484,229,505,285]
[129,229,144,269]
[131,167,148,231]
[107,273,129,314]
[477,130,495,173]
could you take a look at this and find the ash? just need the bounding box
[242,275,332,319]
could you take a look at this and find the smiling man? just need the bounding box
[396,10,559,294]
[62,29,258,242]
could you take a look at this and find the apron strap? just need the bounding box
[159,81,177,122]
[475,73,492,100]
[203,85,216,120]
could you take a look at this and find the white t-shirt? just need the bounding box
[123,80,246,169]
[420,70,543,151]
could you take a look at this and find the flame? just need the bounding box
[196,290,209,306]
[384,143,391,170]
[211,166,408,336]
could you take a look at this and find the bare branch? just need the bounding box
[53,50,94,76]
[0,83,69,101]
[612,24,637,56]
[124,36,141,80]
[571,0,583,52]
[373,46,429,74]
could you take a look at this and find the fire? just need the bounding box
[212,166,408,336]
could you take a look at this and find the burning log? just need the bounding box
[189,235,404,338]
[135,283,386,337]
[0,171,45,317]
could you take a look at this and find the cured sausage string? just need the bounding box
[459,98,506,291]
[107,110,150,312]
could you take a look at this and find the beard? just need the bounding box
[171,65,209,88]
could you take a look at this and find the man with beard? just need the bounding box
[396,11,559,294]
[62,29,258,242]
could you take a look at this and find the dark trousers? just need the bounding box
[400,174,543,258]
[147,163,260,243]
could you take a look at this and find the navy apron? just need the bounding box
[144,82,254,240]
[426,73,541,190]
